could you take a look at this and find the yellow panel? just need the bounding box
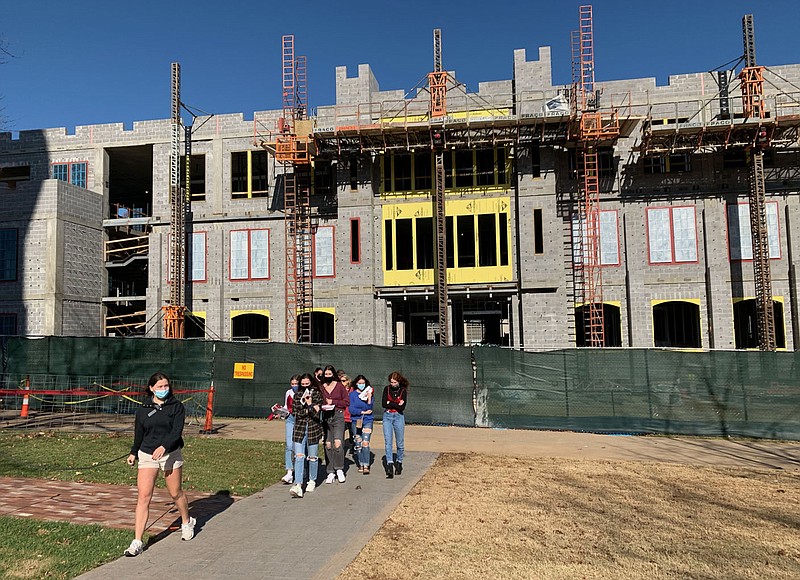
[189,310,206,319]
[379,108,509,124]
[383,198,513,286]
[299,307,335,315]
[231,309,271,318]
[651,298,700,307]
[574,301,622,308]
[732,296,784,303]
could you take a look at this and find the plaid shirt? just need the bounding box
[292,387,324,443]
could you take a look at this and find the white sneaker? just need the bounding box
[124,539,143,557]
[325,473,336,484]
[289,484,303,498]
[181,517,196,541]
[336,469,345,483]
[281,471,293,484]
[306,480,316,492]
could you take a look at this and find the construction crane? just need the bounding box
[570,5,619,347]
[275,35,314,343]
[429,29,448,346]
[163,62,187,338]
[740,14,775,351]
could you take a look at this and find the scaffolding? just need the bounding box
[570,5,620,348]
[637,14,800,350]
[163,62,186,339]
[278,35,314,344]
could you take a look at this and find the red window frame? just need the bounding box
[726,201,782,262]
[229,228,271,281]
[51,160,88,187]
[350,218,361,264]
[645,205,699,266]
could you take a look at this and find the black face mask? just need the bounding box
[324,376,334,382]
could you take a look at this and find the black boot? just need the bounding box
[385,463,394,479]
[395,462,403,476]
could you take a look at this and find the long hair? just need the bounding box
[387,371,409,390]
[353,374,371,388]
[290,374,301,384]
[322,365,338,380]
[298,372,320,391]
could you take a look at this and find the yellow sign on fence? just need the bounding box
[233,362,255,380]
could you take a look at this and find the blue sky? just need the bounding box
[3,0,800,132]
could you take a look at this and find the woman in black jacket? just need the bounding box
[381,371,409,479]
[123,372,195,556]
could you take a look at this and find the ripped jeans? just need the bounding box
[292,427,319,485]
[351,417,374,467]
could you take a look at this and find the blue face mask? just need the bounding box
[154,389,169,400]
[291,384,298,392]
[356,383,366,391]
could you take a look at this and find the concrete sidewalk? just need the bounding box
[76,451,438,580]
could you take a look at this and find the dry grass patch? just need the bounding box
[342,454,800,580]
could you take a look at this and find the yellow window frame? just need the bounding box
[382,197,513,286]
[232,150,269,199]
[380,147,511,197]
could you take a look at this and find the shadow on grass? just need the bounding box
[146,490,235,547]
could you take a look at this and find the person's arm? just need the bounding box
[128,412,144,463]
[381,386,391,410]
[310,389,323,416]
[395,387,407,413]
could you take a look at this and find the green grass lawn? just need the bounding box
[0,432,287,579]
[0,431,285,495]
[0,516,133,580]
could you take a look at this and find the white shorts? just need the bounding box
[137,449,184,471]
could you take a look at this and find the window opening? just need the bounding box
[576,304,622,347]
[395,219,414,270]
[416,217,435,270]
[0,313,16,335]
[414,151,432,190]
[533,209,544,254]
[181,155,206,202]
[530,145,541,178]
[653,301,701,348]
[477,213,497,267]
[385,220,394,270]
[232,313,269,341]
[499,213,509,266]
[0,165,31,189]
[394,153,412,191]
[733,299,785,349]
[0,229,18,281]
[350,218,360,263]
[457,215,475,268]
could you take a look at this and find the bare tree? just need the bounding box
[0,36,18,130]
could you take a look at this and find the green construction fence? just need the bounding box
[1,337,799,439]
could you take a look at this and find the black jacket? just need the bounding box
[130,395,186,455]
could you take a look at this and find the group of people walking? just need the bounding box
[122,366,410,556]
[279,367,409,498]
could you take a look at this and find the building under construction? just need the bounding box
[1,9,800,350]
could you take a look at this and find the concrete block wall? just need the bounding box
[1,43,799,350]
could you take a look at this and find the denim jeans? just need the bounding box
[293,428,319,484]
[382,411,404,464]
[323,408,346,473]
[284,415,295,471]
[355,418,374,467]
